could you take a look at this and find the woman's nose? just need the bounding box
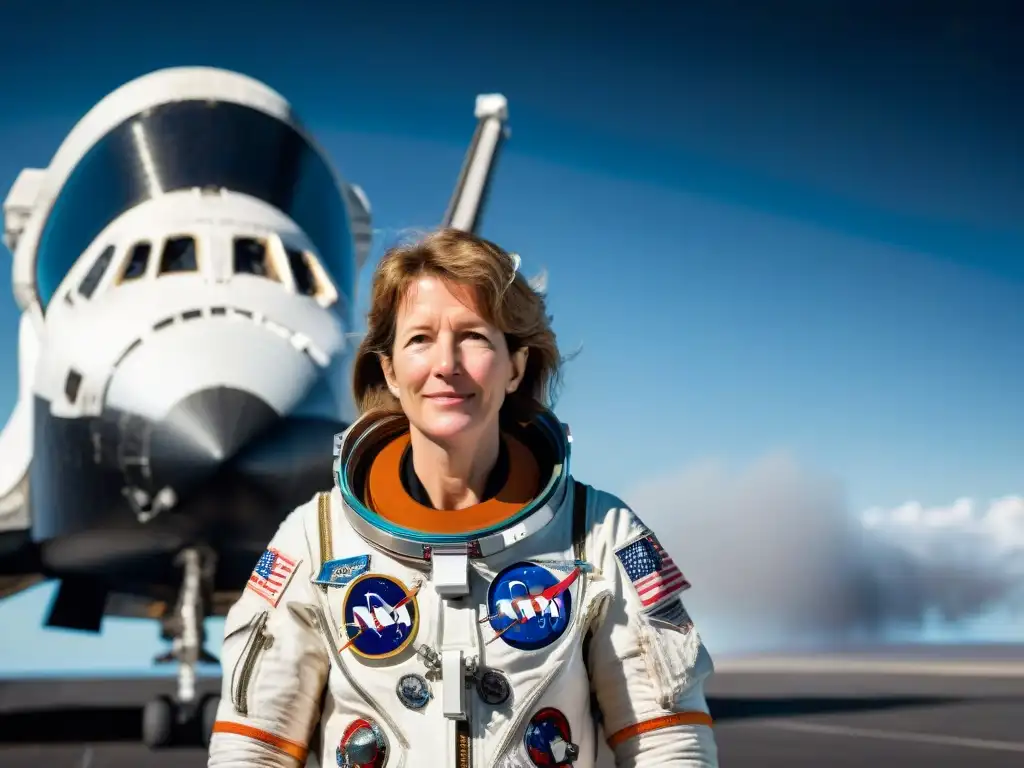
[432,335,460,375]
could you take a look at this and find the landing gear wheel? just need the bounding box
[200,694,220,747]
[142,694,175,748]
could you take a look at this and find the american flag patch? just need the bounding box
[246,548,301,607]
[615,534,691,609]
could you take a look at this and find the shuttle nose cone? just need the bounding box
[94,385,282,519]
[147,387,278,486]
[155,387,278,467]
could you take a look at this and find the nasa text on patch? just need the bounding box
[341,574,419,659]
[246,548,301,607]
[614,534,691,610]
[312,554,370,587]
[483,562,578,651]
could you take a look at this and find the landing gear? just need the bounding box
[142,695,174,748]
[143,547,221,749]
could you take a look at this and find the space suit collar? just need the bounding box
[331,408,572,564]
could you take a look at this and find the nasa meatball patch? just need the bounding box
[484,562,578,651]
[340,574,420,659]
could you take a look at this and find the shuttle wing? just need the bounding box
[0,396,40,600]
[0,310,38,526]
[102,589,241,622]
[1,168,44,546]
[0,401,30,532]
[0,309,42,598]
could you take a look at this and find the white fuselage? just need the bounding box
[0,66,371,559]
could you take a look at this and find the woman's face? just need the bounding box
[381,275,527,447]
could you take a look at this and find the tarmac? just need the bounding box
[706,653,1024,768]
[2,651,1023,767]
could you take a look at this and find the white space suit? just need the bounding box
[207,409,718,767]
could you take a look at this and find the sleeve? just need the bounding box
[208,499,331,767]
[584,489,719,767]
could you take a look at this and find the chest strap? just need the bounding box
[316,492,333,592]
[571,480,588,563]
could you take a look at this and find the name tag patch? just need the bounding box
[312,554,370,587]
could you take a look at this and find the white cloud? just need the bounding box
[622,453,1024,655]
[862,496,1024,547]
[859,495,1024,626]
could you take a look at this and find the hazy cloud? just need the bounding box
[624,453,1024,654]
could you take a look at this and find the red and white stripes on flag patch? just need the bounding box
[246,547,300,607]
[614,534,691,608]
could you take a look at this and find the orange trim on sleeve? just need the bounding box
[607,711,714,749]
[212,720,309,762]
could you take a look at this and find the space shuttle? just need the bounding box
[0,66,510,747]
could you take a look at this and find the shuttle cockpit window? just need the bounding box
[120,241,152,281]
[78,244,116,299]
[159,236,198,274]
[284,245,339,308]
[286,247,317,297]
[233,237,279,281]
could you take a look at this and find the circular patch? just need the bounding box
[476,668,512,706]
[396,673,431,710]
[485,562,573,650]
[524,708,578,766]
[336,718,388,767]
[341,573,419,659]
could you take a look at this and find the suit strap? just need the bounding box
[572,480,588,563]
[316,491,333,591]
[572,479,602,736]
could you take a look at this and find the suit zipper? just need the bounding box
[230,610,272,716]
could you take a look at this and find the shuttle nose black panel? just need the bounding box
[148,387,278,486]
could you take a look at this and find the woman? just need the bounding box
[208,228,719,768]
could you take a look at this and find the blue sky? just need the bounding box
[0,3,1022,672]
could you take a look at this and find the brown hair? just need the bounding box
[352,228,561,422]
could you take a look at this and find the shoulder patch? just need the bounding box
[648,597,694,630]
[614,533,691,610]
[246,547,302,607]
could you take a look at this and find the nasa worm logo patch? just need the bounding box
[341,573,419,659]
[483,562,578,651]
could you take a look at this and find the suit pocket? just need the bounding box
[635,606,713,710]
